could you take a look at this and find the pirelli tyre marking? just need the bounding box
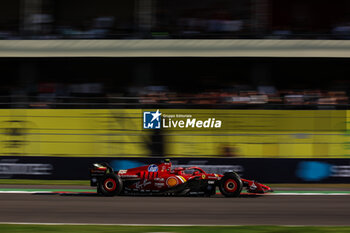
[103,178,117,191]
[224,178,238,192]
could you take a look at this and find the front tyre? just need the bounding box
[219,172,243,197]
[99,174,123,196]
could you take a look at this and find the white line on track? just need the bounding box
[0,191,51,194]
[1,222,350,227]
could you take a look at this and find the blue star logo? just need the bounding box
[143,110,162,129]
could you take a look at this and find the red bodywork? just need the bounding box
[94,160,273,195]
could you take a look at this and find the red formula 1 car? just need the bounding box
[89,160,273,197]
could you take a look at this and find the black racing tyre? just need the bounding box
[98,173,123,196]
[219,172,243,197]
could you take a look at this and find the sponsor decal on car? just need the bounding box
[119,174,138,178]
[154,177,165,182]
[148,164,158,172]
[135,179,152,189]
[166,177,178,187]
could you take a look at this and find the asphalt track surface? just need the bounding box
[0,190,350,225]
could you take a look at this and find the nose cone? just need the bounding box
[248,181,273,193]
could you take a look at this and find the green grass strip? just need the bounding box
[1,224,350,233]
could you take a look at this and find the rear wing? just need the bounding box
[89,163,114,186]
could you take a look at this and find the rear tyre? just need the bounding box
[99,173,123,196]
[219,172,243,197]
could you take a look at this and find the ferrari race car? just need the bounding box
[89,160,273,197]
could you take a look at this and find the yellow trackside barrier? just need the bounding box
[0,109,348,158]
[0,109,149,157]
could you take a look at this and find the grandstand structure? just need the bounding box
[0,38,348,159]
[0,0,350,158]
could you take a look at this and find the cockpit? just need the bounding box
[173,167,206,176]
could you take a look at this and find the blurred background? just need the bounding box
[2,0,350,39]
[0,0,349,183]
